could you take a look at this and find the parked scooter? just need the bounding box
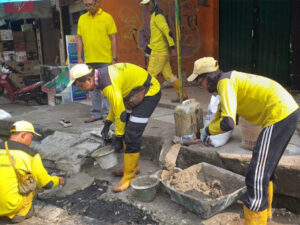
[0,63,46,104]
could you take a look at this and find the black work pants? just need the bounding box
[124,91,161,153]
[243,109,299,211]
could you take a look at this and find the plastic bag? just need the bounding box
[205,95,232,147]
[0,109,11,120]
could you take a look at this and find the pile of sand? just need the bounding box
[166,164,222,198]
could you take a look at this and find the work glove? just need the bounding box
[112,135,124,153]
[200,128,209,146]
[180,134,195,146]
[101,120,112,140]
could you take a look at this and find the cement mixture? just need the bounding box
[166,164,223,198]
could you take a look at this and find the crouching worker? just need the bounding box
[187,57,299,225]
[0,121,66,223]
[68,63,161,192]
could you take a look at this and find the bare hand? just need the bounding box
[77,58,83,64]
[112,59,117,64]
[59,177,66,186]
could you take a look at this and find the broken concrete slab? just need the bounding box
[39,173,95,199]
[31,130,105,174]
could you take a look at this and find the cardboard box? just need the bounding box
[3,51,15,61]
[9,73,25,89]
[24,32,36,43]
[12,32,24,42]
[5,60,40,75]
[16,51,27,62]
[1,30,13,41]
[14,41,26,51]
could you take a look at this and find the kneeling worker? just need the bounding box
[68,63,161,192]
[0,120,66,223]
[187,57,299,224]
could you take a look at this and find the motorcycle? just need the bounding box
[0,63,46,104]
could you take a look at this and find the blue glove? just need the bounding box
[200,128,209,146]
[180,134,195,146]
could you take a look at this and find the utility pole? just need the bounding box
[175,0,183,103]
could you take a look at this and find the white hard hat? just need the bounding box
[10,120,41,136]
[67,64,93,87]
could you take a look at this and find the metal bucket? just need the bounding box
[131,175,160,202]
[91,146,117,169]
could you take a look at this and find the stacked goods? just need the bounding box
[24,31,38,60]
[13,32,26,62]
[1,30,15,62]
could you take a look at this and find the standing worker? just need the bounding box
[77,0,118,123]
[0,121,66,223]
[187,57,299,224]
[140,0,188,103]
[68,63,161,192]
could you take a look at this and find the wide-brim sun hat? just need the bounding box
[187,57,218,82]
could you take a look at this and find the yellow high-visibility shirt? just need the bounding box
[0,141,59,216]
[148,7,175,52]
[208,71,299,135]
[77,8,117,63]
[96,63,161,136]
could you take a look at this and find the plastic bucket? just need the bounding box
[131,175,160,202]
[91,146,117,169]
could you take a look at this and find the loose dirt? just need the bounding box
[166,164,223,198]
[42,180,157,225]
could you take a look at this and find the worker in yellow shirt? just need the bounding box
[140,0,188,103]
[187,57,299,225]
[68,63,161,192]
[77,0,118,123]
[0,121,66,223]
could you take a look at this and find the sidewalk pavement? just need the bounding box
[0,84,300,201]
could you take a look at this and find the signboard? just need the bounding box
[65,35,88,101]
[4,2,34,14]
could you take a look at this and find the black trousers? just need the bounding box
[243,109,299,211]
[124,91,161,153]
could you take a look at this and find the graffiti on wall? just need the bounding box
[137,0,201,58]
[117,6,140,49]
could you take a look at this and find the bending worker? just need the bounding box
[187,57,299,224]
[68,63,161,192]
[140,0,188,103]
[0,121,66,223]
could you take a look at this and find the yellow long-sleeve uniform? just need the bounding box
[95,63,160,136]
[148,7,175,52]
[208,71,299,135]
[0,141,59,218]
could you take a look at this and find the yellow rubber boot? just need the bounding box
[243,204,267,225]
[268,181,273,220]
[171,79,188,103]
[112,165,140,177]
[113,152,140,192]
